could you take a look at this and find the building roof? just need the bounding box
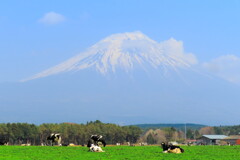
[186,139,197,142]
[202,135,227,139]
[224,135,240,140]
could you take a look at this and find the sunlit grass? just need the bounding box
[0,145,239,160]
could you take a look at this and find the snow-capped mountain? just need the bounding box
[22,31,197,81]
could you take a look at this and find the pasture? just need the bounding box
[0,145,240,160]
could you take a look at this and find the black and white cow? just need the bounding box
[47,133,62,146]
[0,137,9,145]
[0,140,8,145]
[161,142,184,153]
[88,135,106,147]
[89,143,105,152]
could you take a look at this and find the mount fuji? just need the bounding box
[1,32,240,125]
[22,31,197,82]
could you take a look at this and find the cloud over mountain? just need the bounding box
[38,12,65,25]
[22,31,197,82]
[203,55,240,84]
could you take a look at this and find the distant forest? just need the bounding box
[0,120,142,145]
[134,123,206,131]
[1,121,240,145]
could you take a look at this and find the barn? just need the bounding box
[223,135,240,145]
[198,135,227,145]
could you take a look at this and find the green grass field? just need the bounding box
[0,145,240,160]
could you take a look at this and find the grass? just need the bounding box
[0,145,240,160]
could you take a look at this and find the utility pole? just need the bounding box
[185,123,187,141]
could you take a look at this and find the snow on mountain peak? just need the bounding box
[22,31,197,82]
[100,31,155,42]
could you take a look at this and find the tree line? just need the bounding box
[1,121,239,146]
[141,125,240,145]
[0,120,142,145]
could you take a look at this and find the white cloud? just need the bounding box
[38,12,65,25]
[160,38,198,66]
[203,55,240,84]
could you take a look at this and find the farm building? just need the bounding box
[223,135,240,145]
[198,135,227,145]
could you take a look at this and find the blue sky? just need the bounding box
[1,1,240,125]
[1,0,240,83]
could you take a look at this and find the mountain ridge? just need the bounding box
[132,123,207,131]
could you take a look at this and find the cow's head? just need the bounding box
[161,142,169,151]
[87,139,94,148]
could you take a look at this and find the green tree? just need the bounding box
[186,129,194,139]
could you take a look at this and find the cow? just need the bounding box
[161,142,184,154]
[89,144,105,152]
[21,143,31,146]
[127,142,135,146]
[87,139,105,152]
[68,143,75,146]
[0,137,9,145]
[88,135,106,147]
[61,143,75,146]
[47,133,62,146]
[139,142,147,146]
[0,140,8,145]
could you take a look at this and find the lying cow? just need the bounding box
[161,142,184,153]
[21,143,31,146]
[89,144,105,152]
[47,133,62,146]
[88,135,106,147]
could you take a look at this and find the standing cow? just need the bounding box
[87,135,106,147]
[0,137,9,145]
[0,140,8,145]
[47,133,62,146]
